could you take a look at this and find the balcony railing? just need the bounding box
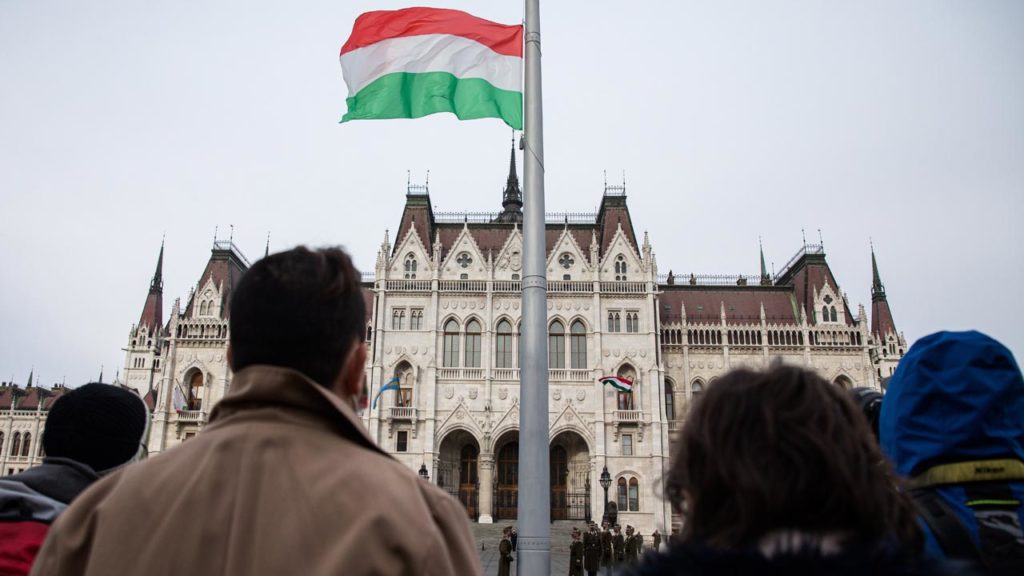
[385,280,431,291]
[549,369,591,382]
[492,368,520,381]
[600,282,646,294]
[492,281,522,293]
[438,280,487,292]
[613,410,643,423]
[436,368,485,380]
[176,410,205,424]
[388,407,418,420]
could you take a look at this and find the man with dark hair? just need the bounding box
[0,383,148,575]
[32,247,480,576]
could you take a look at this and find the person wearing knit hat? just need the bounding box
[0,382,148,575]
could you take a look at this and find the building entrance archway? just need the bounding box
[550,430,591,521]
[438,430,480,520]
[494,431,519,521]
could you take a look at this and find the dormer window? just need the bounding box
[404,254,417,279]
[614,255,627,281]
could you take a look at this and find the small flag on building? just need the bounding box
[371,377,402,410]
[172,385,187,412]
[599,376,634,393]
[339,7,523,129]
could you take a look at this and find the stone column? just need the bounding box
[478,453,495,523]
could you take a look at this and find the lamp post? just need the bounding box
[599,466,612,524]
[418,464,430,482]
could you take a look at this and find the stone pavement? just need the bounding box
[473,520,581,575]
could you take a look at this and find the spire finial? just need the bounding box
[213,225,219,245]
[98,365,104,384]
[801,228,807,248]
[229,224,234,244]
[150,239,165,293]
[26,366,33,387]
[496,138,523,222]
[871,242,886,299]
[264,232,271,259]
[817,228,824,247]
[759,237,770,283]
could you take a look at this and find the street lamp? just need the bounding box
[599,466,612,524]
[418,464,430,482]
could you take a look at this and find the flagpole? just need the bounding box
[518,0,550,574]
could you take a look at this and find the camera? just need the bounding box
[850,387,883,439]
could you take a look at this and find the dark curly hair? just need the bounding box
[666,364,921,552]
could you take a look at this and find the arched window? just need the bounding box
[187,371,204,410]
[465,319,482,368]
[607,312,615,332]
[392,309,404,330]
[21,433,30,457]
[12,432,21,457]
[548,321,566,369]
[443,319,460,367]
[613,312,621,333]
[570,320,587,369]
[615,255,627,281]
[410,310,423,330]
[665,379,675,420]
[691,379,705,402]
[404,254,417,279]
[617,365,636,410]
[626,313,639,333]
[496,320,513,368]
[616,476,640,511]
[830,306,837,322]
[394,363,414,407]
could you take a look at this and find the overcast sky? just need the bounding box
[1,1,1021,387]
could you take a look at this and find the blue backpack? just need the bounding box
[881,331,1024,574]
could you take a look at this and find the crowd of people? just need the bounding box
[0,245,1020,575]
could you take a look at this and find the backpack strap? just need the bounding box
[911,487,982,561]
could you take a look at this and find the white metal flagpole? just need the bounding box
[518,0,551,574]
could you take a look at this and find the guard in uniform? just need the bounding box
[600,522,613,573]
[612,524,625,566]
[583,523,601,576]
[569,527,584,576]
[498,526,513,576]
[624,525,641,563]
[651,529,661,552]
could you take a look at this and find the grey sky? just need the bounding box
[1,1,1021,386]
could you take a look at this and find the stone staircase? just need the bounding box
[473,520,583,575]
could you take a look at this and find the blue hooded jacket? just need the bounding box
[880,330,1024,558]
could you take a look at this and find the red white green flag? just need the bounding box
[340,7,523,129]
[599,376,634,393]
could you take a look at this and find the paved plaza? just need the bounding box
[473,521,576,576]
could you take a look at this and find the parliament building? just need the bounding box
[1,147,907,534]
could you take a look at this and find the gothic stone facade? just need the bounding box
[108,153,907,535]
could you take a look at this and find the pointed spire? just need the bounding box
[759,237,771,285]
[264,232,271,259]
[871,241,885,299]
[495,137,523,223]
[98,365,104,384]
[26,367,33,387]
[150,237,164,293]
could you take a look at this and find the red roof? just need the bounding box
[775,252,855,327]
[184,245,250,319]
[872,298,897,338]
[659,287,799,324]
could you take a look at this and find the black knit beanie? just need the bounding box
[43,383,148,473]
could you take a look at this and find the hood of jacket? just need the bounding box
[879,330,1024,477]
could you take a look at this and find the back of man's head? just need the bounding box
[880,330,1024,477]
[229,246,366,387]
[44,383,149,474]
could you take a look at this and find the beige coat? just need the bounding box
[31,365,481,576]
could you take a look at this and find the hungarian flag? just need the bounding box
[340,7,523,129]
[599,376,634,393]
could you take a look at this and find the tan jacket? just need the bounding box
[31,365,481,576]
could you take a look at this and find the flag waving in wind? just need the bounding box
[599,375,634,393]
[340,7,523,129]
[371,377,402,410]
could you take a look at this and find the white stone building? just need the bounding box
[3,147,907,534]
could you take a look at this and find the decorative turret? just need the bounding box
[495,140,523,223]
[869,245,897,338]
[138,241,165,333]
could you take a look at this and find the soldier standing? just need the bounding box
[651,529,661,552]
[583,523,601,576]
[600,522,613,574]
[624,525,638,563]
[498,526,513,576]
[569,527,584,576]
[612,524,625,566]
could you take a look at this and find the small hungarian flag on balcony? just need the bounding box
[599,376,634,393]
[339,7,524,129]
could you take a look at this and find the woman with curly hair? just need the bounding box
[620,364,968,575]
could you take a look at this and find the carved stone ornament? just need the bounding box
[603,350,611,357]
[565,411,575,422]
[411,345,418,354]
[576,389,586,401]
[499,387,508,400]
[469,388,478,400]
[553,389,562,401]
[444,386,454,399]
